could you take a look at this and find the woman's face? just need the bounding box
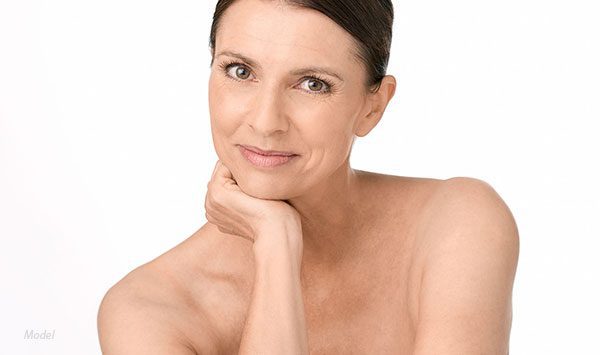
[208,0,373,200]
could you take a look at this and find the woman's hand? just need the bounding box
[204,160,302,245]
[206,160,307,353]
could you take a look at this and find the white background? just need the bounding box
[1,0,598,354]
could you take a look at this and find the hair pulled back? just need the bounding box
[209,0,394,93]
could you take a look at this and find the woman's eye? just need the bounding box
[221,62,332,95]
[300,78,330,94]
[225,64,252,80]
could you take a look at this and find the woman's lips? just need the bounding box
[240,144,296,156]
[238,145,298,168]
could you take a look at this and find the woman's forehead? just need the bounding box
[215,0,359,67]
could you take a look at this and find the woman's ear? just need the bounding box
[354,75,397,137]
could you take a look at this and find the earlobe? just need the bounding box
[354,110,382,137]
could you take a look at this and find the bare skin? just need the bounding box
[99,171,440,354]
[97,1,519,353]
[97,171,518,354]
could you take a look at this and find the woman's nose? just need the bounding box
[247,85,290,136]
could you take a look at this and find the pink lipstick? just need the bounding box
[238,145,299,168]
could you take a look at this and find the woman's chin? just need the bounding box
[235,176,292,200]
[239,183,286,200]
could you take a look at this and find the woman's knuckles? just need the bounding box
[204,160,302,241]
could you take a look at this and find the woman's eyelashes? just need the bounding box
[219,60,254,81]
[218,60,334,95]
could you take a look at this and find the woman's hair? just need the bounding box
[209,0,394,93]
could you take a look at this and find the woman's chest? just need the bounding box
[198,267,418,354]
[302,293,417,354]
[197,239,421,354]
[184,207,425,353]
[300,246,420,354]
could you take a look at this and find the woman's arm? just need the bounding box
[97,276,212,355]
[412,177,519,354]
[203,160,309,353]
[238,219,309,355]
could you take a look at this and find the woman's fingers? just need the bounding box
[207,160,238,214]
[216,161,242,192]
[211,164,217,180]
[205,158,298,242]
[210,160,232,182]
[208,160,219,188]
[220,161,237,184]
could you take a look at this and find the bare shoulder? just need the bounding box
[97,266,206,354]
[96,226,243,354]
[416,176,520,282]
[412,177,520,354]
[417,176,520,253]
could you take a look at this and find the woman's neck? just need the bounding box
[286,161,368,267]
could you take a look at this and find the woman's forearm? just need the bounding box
[238,221,309,355]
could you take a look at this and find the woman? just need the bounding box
[98,0,519,354]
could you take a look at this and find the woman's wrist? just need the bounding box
[252,217,303,267]
[240,216,308,354]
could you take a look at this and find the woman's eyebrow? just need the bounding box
[216,50,345,82]
[290,67,344,82]
[217,50,262,70]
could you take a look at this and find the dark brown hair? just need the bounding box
[209,0,394,93]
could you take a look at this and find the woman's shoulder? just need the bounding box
[375,173,518,352]
[402,176,519,352]
[97,258,211,353]
[362,171,518,269]
[414,175,520,275]
[97,225,252,353]
[395,174,517,249]
[360,171,515,229]
[412,175,518,238]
